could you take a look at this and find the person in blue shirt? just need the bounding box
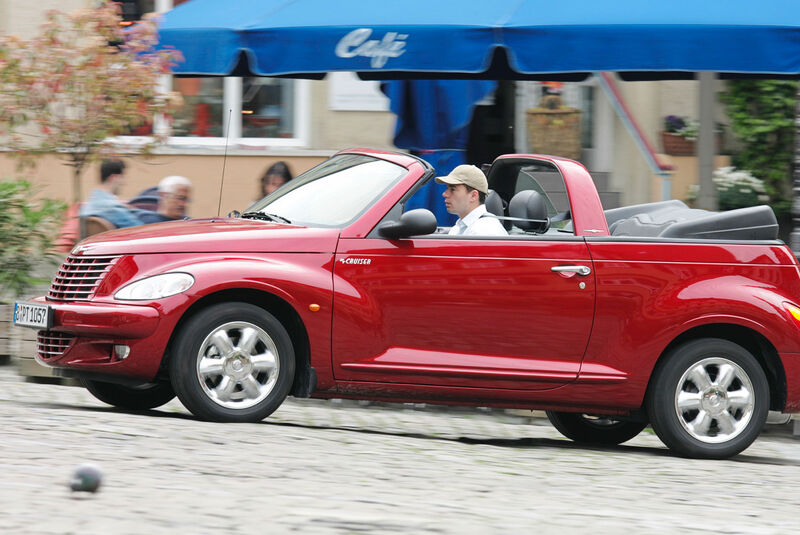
[80,160,148,229]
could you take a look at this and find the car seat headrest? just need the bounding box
[509,190,549,232]
[485,189,505,218]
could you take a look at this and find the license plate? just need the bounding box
[13,302,51,329]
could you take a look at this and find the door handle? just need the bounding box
[551,265,591,276]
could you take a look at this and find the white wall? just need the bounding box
[1,0,87,37]
[310,79,396,151]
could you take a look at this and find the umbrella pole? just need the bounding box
[696,72,718,211]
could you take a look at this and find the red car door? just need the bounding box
[332,236,595,391]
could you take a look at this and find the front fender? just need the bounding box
[105,252,335,382]
[183,254,334,308]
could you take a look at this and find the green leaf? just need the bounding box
[723,80,798,216]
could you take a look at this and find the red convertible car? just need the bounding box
[14,148,800,459]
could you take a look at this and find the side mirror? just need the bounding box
[378,209,438,239]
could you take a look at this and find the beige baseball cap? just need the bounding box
[435,164,489,194]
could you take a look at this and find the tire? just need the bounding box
[82,379,176,410]
[646,338,769,459]
[169,302,295,423]
[546,411,647,445]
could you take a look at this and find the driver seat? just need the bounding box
[509,190,549,234]
[485,189,509,229]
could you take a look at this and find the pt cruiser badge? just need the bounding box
[339,258,372,265]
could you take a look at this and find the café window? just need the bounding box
[152,0,309,147]
[242,78,295,139]
[171,78,224,138]
[165,77,307,146]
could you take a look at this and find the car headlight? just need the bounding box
[114,273,195,301]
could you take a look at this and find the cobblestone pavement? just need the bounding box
[1,365,800,534]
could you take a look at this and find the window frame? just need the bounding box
[116,0,311,149]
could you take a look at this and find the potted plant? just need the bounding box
[661,115,722,156]
[0,179,65,366]
[526,84,582,160]
[662,115,698,155]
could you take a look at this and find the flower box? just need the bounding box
[661,131,722,156]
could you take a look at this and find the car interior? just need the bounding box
[461,159,572,237]
[384,158,574,240]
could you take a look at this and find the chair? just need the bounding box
[79,216,116,239]
[128,186,160,212]
[485,189,509,229]
[53,203,82,252]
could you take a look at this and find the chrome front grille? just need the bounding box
[37,331,76,361]
[48,255,120,301]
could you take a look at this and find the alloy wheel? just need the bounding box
[673,357,755,444]
[195,321,280,410]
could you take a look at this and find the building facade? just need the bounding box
[1,0,728,218]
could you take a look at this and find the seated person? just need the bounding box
[80,159,148,229]
[258,161,293,200]
[436,165,507,237]
[139,175,192,224]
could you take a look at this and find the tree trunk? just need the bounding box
[73,165,82,205]
[71,152,88,205]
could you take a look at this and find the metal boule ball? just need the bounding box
[69,463,103,493]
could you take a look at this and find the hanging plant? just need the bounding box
[721,80,797,217]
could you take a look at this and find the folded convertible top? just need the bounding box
[605,200,779,240]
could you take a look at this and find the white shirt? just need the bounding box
[448,204,508,237]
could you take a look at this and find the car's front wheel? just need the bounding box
[546,412,647,445]
[646,338,769,459]
[169,302,295,422]
[82,379,176,410]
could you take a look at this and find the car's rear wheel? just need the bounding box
[546,411,647,445]
[82,379,176,410]
[169,302,295,422]
[646,338,769,459]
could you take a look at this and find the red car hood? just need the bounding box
[72,218,341,256]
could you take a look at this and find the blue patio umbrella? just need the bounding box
[158,0,800,224]
[158,0,800,79]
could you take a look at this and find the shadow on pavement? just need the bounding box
[15,398,799,465]
[266,421,800,466]
[265,420,676,457]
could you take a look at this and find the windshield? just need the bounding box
[245,154,407,227]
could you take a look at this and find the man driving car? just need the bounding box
[437,165,507,237]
